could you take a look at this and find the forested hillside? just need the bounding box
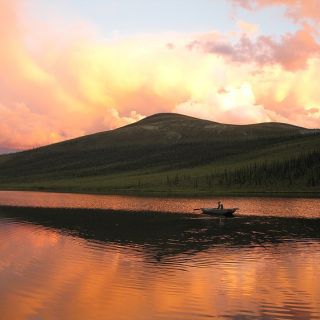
[0,113,319,196]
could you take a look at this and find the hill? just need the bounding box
[0,113,319,196]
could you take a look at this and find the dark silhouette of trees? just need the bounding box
[165,150,320,190]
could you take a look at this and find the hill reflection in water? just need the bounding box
[1,206,320,259]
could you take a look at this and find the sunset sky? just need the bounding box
[1,0,320,151]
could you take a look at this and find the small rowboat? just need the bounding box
[200,208,238,217]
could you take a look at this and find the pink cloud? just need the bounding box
[231,0,320,23]
[187,25,320,70]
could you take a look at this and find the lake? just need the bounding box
[0,190,320,218]
[0,191,320,320]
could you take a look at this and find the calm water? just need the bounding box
[0,191,320,319]
[0,190,320,217]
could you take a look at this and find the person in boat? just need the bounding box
[217,201,224,209]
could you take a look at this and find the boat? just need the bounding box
[200,208,238,217]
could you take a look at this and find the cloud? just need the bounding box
[0,0,319,150]
[228,1,320,70]
[237,20,259,35]
[174,83,273,124]
[187,25,320,70]
[0,0,151,149]
[231,0,320,24]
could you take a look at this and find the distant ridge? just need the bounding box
[135,112,304,129]
[0,112,319,196]
[8,112,311,153]
[0,147,18,155]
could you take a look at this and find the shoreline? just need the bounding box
[0,187,319,199]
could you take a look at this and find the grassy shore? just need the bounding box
[1,184,319,198]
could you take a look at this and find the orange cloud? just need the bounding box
[0,0,319,150]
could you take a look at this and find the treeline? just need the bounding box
[219,149,320,187]
[162,150,320,190]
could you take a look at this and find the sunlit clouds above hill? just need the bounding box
[0,0,319,150]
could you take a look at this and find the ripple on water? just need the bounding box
[1,213,320,320]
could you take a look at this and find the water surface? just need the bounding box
[0,191,320,319]
[0,190,319,217]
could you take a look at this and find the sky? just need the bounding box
[1,0,320,151]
